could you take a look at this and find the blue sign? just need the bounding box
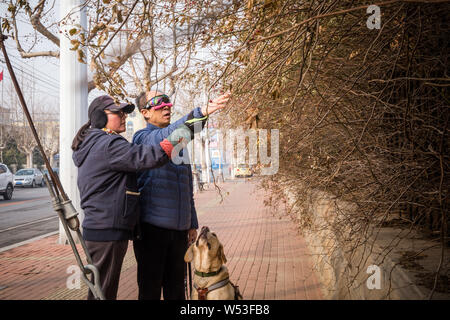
[211,158,223,170]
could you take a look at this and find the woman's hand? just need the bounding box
[201,91,231,116]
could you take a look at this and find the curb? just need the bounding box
[0,231,58,253]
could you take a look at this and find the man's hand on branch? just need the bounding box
[201,91,231,116]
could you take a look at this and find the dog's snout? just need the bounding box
[200,226,210,239]
[201,226,210,233]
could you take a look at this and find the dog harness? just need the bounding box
[193,267,242,300]
[194,277,231,300]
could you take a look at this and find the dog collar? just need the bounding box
[194,267,223,278]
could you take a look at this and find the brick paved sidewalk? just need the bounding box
[0,179,323,300]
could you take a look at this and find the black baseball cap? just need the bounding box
[88,95,135,117]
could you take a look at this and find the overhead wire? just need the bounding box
[0,56,60,100]
[5,55,59,87]
[1,43,60,86]
[0,73,59,101]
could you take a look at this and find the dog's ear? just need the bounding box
[184,244,194,262]
[218,244,227,264]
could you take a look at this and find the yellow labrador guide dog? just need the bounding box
[184,226,243,300]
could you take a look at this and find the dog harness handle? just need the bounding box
[197,287,209,300]
[194,277,230,300]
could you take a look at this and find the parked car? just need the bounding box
[233,164,253,178]
[0,163,14,200]
[14,168,44,188]
[42,168,59,185]
[43,167,59,177]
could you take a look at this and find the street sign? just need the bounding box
[211,158,223,170]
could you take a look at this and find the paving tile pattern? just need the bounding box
[0,180,322,300]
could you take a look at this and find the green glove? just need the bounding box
[167,115,208,146]
[185,115,208,132]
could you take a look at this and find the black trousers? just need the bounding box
[133,223,188,300]
[85,240,128,300]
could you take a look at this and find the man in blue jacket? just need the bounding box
[133,90,230,300]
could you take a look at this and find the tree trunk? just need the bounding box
[26,151,33,168]
[201,137,207,183]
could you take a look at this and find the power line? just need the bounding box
[10,56,59,85]
[0,60,60,94]
[2,42,60,83]
[5,55,59,86]
[1,51,60,86]
[6,66,59,93]
[0,73,59,101]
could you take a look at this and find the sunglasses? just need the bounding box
[144,94,173,110]
[105,110,126,118]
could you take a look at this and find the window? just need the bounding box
[15,169,34,176]
[0,165,6,174]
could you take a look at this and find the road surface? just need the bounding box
[0,177,250,249]
[0,186,57,249]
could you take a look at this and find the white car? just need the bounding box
[233,164,253,178]
[0,163,14,200]
[14,168,44,188]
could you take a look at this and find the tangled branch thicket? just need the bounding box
[208,0,449,294]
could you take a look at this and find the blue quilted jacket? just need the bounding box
[132,108,204,231]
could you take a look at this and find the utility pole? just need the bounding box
[59,0,88,244]
[31,60,34,118]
